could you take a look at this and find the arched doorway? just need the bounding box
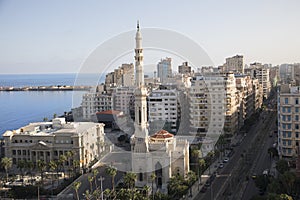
[155,162,163,189]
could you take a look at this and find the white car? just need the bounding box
[223,158,229,163]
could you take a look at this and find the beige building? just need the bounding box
[278,84,300,158]
[223,55,244,74]
[3,118,105,171]
[81,93,112,120]
[105,63,134,90]
[249,62,271,99]
[178,62,192,75]
[189,72,238,137]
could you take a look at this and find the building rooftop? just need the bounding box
[150,129,174,139]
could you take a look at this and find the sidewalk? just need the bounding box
[179,157,221,200]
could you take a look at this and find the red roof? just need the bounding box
[151,129,174,139]
[96,110,121,115]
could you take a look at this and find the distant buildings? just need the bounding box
[178,62,191,75]
[278,84,300,158]
[223,55,244,74]
[157,57,172,84]
[3,118,105,171]
[249,62,271,99]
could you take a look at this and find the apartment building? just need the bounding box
[189,72,238,136]
[250,62,271,99]
[81,92,112,120]
[3,118,105,171]
[148,89,180,134]
[223,55,244,74]
[278,84,300,158]
[157,57,172,84]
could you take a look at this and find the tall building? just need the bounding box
[278,84,300,158]
[250,62,271,99]
[157,57,172,84]
[224,55,244,74]
[178,62,191,75]
[112,86,135,119]
[105,63,134,89]
[3,118,105,171]
[148,89,180,134]
[130,23,189,192]
[189,72,238,137]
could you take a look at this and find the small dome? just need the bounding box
[151,129,174,139]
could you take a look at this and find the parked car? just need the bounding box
[200,186,207,193]
[219,163,224,168]
[223,158,229,163]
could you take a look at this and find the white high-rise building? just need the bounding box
[157,57,172,84]
[148,89,180,134]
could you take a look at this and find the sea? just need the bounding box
[0,73,104,136]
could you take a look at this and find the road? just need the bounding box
[194,108,277,200]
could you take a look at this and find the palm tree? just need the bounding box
[26,160,34,183]
[103,188,111,200]
[92,169,98,188]
[72,181,81,200]
[65,151,74,178]
[199,159,206,184]
[59,155,67,179]
[83,189,92,200]
[123,172,137,200]
[1,157,12,183]
[143,185,151,198]
[88,175,94,193]
[105,166,117,192]
[150,172,156,199]
[17,160,26,181]
[49,160,58,189]
[73,160,80,175]
[37,160,46,186]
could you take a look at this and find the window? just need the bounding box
[287,108,291,113]
[285,98,288,104]
[288,140,292,146]
[282,107,286,113]
[296,98,299,105]
[288,132,292,137]
[296,115,299,121]
[12,150,16,155]
[296,133,299,138]
[287,116,291,121]
[296,124,299,130]
[296,107,299,113]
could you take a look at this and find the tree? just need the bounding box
[168,175,188,198]
[123,172,137,200]
[72,181,81,200]
[37,160,46,186]
[92,169,99,188]
[186,171,197,187]
[43,117,48,122]
[65,151,74,178]
[150,172,156,199]
[88,175,94,193]
[73,160,80,175]
[280,171,296,195]
[1,157,12,183]
[276,159,289,174]
[105,166,117,192]
[199,159,206,183]
[59,155,67,179]
[53,113,57,118]
[17,160,26,181]
[83,189,92,200]
[49,160,58,189]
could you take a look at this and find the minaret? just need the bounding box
[133,21,149,153]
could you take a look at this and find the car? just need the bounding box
[204,181,210,187]
[223,158,229,163]
[200,186,207,193]
[252,173,257,179]
[263,169,269,176]
[219,163,224,168]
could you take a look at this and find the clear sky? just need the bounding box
[0,0,300,74]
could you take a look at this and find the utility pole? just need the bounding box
[99,176,105,200]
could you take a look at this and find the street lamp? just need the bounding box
[98,176,105,200]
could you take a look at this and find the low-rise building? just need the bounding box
[3,118,105,171]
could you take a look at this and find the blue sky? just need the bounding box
[0,0,300,74]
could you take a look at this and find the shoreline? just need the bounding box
[0,85,91,91]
